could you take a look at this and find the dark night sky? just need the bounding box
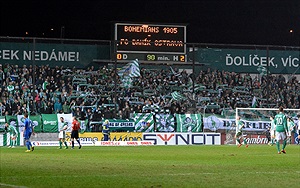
[1,0,300,46]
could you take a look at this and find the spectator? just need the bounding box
[62,101,71,114]
[0,63,298,121]
[44,101,53,114]
[54,99,62,113]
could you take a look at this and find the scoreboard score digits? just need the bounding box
[116,53,186,62]
[115,23,186,54]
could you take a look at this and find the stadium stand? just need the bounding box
[0,63,299,122]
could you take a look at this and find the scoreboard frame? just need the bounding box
[114,23,186,54]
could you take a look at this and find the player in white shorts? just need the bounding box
[269,116,276,146]
[287,117,295,144]
[58,117,69,149]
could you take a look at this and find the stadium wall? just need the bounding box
[1,37,299,75]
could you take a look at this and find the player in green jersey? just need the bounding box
[4,123,18,148]
[274,107,288,154]
[235,116,248,148]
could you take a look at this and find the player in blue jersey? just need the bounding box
[23,113,34,152]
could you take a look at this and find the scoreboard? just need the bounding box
[116,53,186,62]
[114,23,186,62]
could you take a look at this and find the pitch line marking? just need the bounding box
[0,183,28,188]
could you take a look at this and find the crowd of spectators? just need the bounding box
[0,63,299,123]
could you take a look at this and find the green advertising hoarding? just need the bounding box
[41,114,58,133]
[1,40,299,74]
[0,41,110,68]
[30,115,43,133]
[192,48,300,74]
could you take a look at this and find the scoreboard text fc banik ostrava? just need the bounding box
[115,23,186,62]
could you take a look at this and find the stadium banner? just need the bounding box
[41,114,58,133]
[17,115,26,133]
[55,113,87,133]
[94,141,154,146]
[155,114,175,132]
[0,133,24,146]
[32,141,95,147]
[66,132,143,142]
[134,113,155,132]
[30,115,43,133]
[31,140,154,147]
[192,48,300,74]
[0,116,6,132]
[17,115,42,132]
[203,115,271,132]
[176,114,203,132]
[0,133,9,146]
[245,135,268,144]
[86,119,135,132]
[0,42,110,68]
[143,132,221,145]
[6,115,19,132]
[56,113,73,132]
[1,116,23,146]
[203,114,283,145]
[107,119,135,132]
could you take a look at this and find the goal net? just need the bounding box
[224,108,300,145]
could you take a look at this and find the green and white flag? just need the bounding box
[155,114,175,132]
[142,104,161,113]
[42,81,48,90]
[176,114,202,132]
[257,65,268,76]
[7,85,14,92]
[0,116,6,132]
[251,96,257,108]
[118,59,140,88]
[171,91,186,101]
[121,77,133,88]
[118,59,140,78]
[133,113,154,132]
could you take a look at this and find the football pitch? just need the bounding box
[0,145,299,188]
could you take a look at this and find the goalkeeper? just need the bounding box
[235,116,249,148]
[4,123,18,148]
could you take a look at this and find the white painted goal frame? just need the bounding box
[233,108,300,145]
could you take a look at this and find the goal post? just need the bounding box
[231,107,300,145]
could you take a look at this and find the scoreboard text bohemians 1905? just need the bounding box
[115,23,186,54]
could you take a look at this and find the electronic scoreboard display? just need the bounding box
[115,23,186,62]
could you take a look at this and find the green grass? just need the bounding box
[0,145,299,188]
